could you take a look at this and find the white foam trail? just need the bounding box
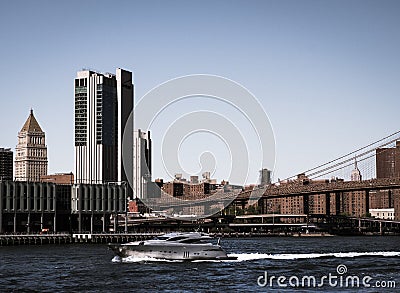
[112,256,122,262]
[228,251,400,261]
[112,251,400,263]
[115,255,183,263]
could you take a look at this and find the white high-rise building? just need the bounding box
[74,68,133,187]
[133,129,152,199]
[15,110,48,182]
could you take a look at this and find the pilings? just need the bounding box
[72,233,162,244]
[0,233,163,246]
[0,234,72,246]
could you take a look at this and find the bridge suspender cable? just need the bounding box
[282,130,400,181]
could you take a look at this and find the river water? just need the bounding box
[0,236,399,292]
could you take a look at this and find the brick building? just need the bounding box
[40,173,74,185]
[376,141,400,178]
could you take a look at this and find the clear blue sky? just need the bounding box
[1,0,400,183]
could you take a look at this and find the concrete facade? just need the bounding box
[133,129,151,199]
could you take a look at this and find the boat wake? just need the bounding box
[228,251,400,262]
[112,251,400,263]
[112,255,184,263]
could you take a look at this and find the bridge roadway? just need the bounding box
[154,177,400,209]
[242,177,400,199]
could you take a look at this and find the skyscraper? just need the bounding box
[133,129,152,199]
[0,148,13,181]
[350,159,362,181]
[15,110,48,182]
[259,168,272,186]
[74,68,133,187]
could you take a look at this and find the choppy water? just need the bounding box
[1,236,399,292]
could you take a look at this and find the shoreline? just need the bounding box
[1,231,399,246]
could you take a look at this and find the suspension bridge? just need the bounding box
[155,130,400,224]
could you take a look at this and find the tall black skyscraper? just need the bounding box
[0,148,13,181]
[74,68,133,188]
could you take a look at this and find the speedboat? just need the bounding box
[108,232,237,261]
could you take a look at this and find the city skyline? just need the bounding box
[1,1,400,182]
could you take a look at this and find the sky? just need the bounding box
[1,0,400,184]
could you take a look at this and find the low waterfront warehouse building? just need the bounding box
[0,181,71,233]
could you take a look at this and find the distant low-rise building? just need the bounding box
[162,181,184,197]
[369,190,393,209]
[162,180,212,199]
[40,173,74,185]
[370,208,395,220]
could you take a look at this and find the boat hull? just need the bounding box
[108,242,236,261]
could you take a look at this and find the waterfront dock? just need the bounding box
[0,233,164,246]
[0,231,337,246]
[0,233,72,246]
[72,232,162,243]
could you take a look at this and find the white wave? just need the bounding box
[114,255,184,263]
[112,251,400,263]
[228,251,400,261]
[112,256,122,262]
[331,251,400,258]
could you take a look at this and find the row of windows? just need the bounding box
[75,79,87,87]
[25,149,46,157]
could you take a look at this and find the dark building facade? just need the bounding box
[376,141,400,178]
[0,148,13,181]
[0,181,129,234]
[0,181,71,233]
[74,68,133,190]
[71,183,127,233]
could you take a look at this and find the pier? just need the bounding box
[0,233,72,246]
[0,232,165,246]
[71,232,163,243]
